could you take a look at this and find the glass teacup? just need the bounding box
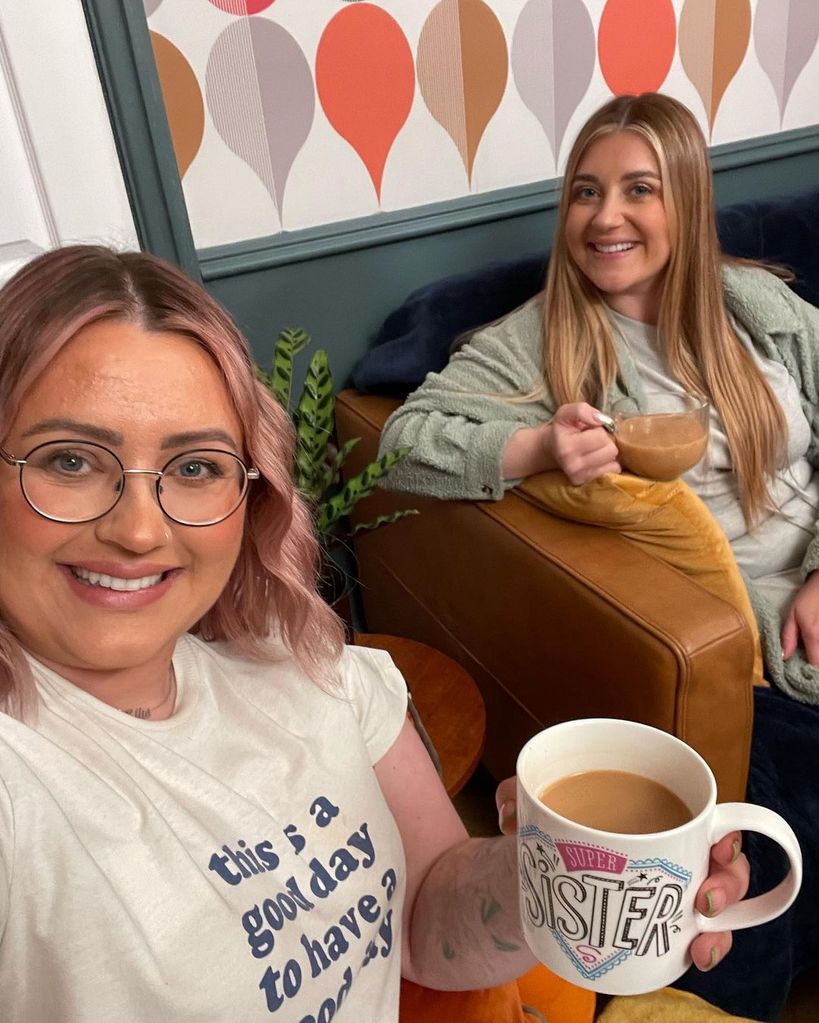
[612,394,709,481]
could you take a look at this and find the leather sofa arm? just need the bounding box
[336,390,753,801]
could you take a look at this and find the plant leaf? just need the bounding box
[294,349,334,500]
[323,437,361,491]
[271,327,311,410]
[330,436,360,477]
[318,446,411,532]
[319,457,335,494]
[349,508,419,536]
[254,364,272,389]
[283,326,311,354]
[257,327,415,550]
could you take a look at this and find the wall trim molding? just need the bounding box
[199,124,819,282]
[199,179,562,281]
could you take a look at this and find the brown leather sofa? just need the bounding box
[336,390,755,802]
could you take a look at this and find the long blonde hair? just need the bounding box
[545,92,787,525]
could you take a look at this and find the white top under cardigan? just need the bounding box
[609,307,819,619]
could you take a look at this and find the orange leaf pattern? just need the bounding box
[149,32,204,179]
[417,0,508,183]
[598,0,676,95]
[679,0,752,133]
[316,4,414,200]
[143,0,819,245]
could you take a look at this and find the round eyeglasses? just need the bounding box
[0,440,260,527]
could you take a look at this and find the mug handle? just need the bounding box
[696,802,802,933]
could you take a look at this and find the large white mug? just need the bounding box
[516,719,801,996]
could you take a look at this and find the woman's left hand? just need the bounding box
[781,570,819,665]
[690,830,749,971]
[495,783,751,973]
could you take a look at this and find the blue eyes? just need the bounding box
[170,459,225,482]
[57,454,86,473]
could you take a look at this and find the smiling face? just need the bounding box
[564,130,672,324]
[0,319,247,692]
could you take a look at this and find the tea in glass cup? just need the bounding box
[613,394,709,481]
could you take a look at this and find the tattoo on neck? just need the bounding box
[117,668,176,720]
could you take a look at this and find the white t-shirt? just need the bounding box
[609,307,819,618]
[0,634,408,1023]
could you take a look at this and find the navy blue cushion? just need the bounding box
[717,189,819,307]
[352,188,819,395]
[352,253,548,394]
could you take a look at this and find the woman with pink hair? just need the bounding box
[0,246,744,1021]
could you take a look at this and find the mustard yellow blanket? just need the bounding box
[597,988,755,1022]
[517,471,765,687]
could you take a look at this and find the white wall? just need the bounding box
[0,0,137,285]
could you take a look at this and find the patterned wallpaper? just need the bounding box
[144,0,819,249]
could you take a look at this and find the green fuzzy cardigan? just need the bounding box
[379,264,819,702]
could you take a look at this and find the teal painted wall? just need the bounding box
[207,206,554,388]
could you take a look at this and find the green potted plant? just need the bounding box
[256,328,417,611]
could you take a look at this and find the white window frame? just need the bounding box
[0,0,137,285]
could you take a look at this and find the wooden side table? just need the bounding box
[354,633,487,797]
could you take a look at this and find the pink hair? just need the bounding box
[0,245,345,719]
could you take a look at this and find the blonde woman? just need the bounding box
[379,92,819,1019]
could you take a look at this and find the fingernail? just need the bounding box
[498,801,514,832]
[704,890,718,917]
[731,839,741,864]
[703,947,720,972]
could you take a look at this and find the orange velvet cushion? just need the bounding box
[399,964,595,1022]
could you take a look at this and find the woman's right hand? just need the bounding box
[495,782,750,974]
[544,402,621,485]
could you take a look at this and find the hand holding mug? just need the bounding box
[545,403,621,485]
[495,777,751,974]
[689,830,750,972]
[514,720,800,995]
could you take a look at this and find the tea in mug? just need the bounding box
[539,769,693,834]
[615,414,708,480]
